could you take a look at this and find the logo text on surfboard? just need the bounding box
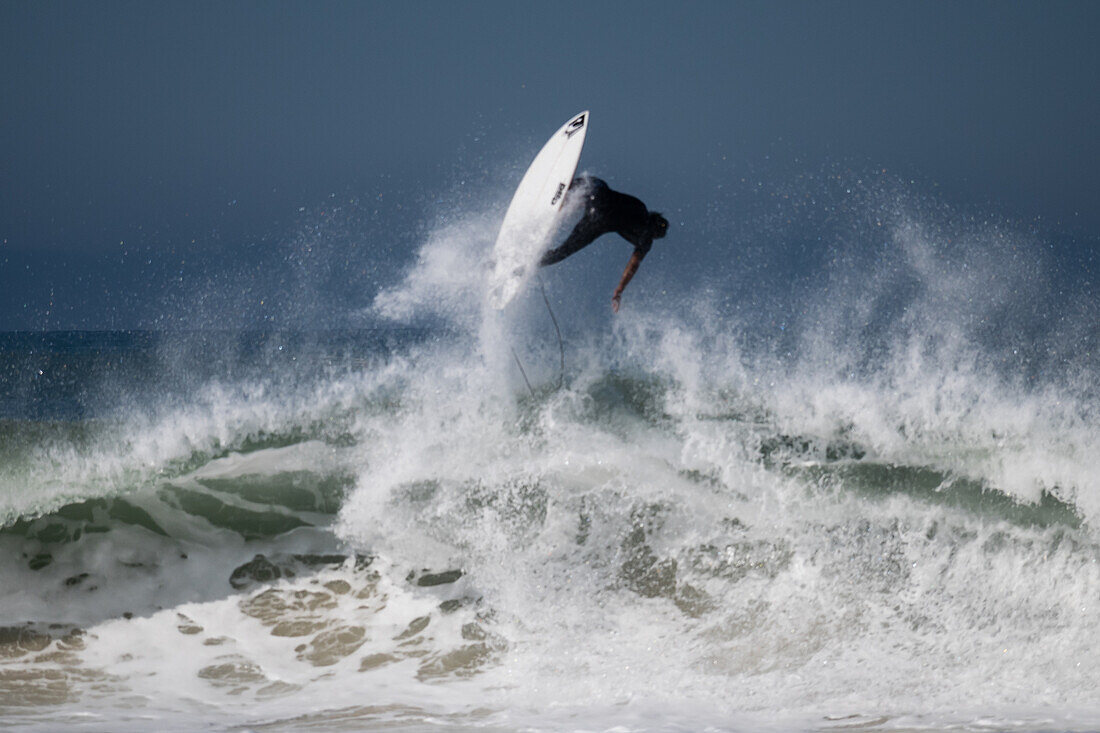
[564,114,586,138]
[550,182,566,206]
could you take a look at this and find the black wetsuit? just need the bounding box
[539,177,655,266]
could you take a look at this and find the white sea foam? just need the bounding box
[3,183,1100,731]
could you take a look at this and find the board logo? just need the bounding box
[564,113,586,138]
[550,182,566,206]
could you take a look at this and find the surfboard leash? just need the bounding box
[537,273,566,391]
[509,276,564,398]
[510,346,535,397]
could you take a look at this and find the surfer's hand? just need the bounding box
[611,293,621,313]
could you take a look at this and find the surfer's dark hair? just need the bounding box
[649,212,669,239]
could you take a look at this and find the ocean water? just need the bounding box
[2,184,1100,732]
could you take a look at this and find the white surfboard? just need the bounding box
[488,111,589,309]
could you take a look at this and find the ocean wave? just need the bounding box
[3,179,1100,729]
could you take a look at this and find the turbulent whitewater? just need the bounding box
[2,176,1099,732]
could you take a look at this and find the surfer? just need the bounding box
[539,176,669,313]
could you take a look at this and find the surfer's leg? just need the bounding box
[540,217,604,266]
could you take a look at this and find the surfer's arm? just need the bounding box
[611,249,646,313]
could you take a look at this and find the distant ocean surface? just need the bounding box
[2,194,1100,732]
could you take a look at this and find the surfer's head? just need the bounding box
[648,212,669,239]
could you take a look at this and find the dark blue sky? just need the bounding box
[2,1,1098,329]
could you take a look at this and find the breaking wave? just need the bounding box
[2,171,1099,731]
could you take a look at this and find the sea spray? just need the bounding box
[2,173,1099,730]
